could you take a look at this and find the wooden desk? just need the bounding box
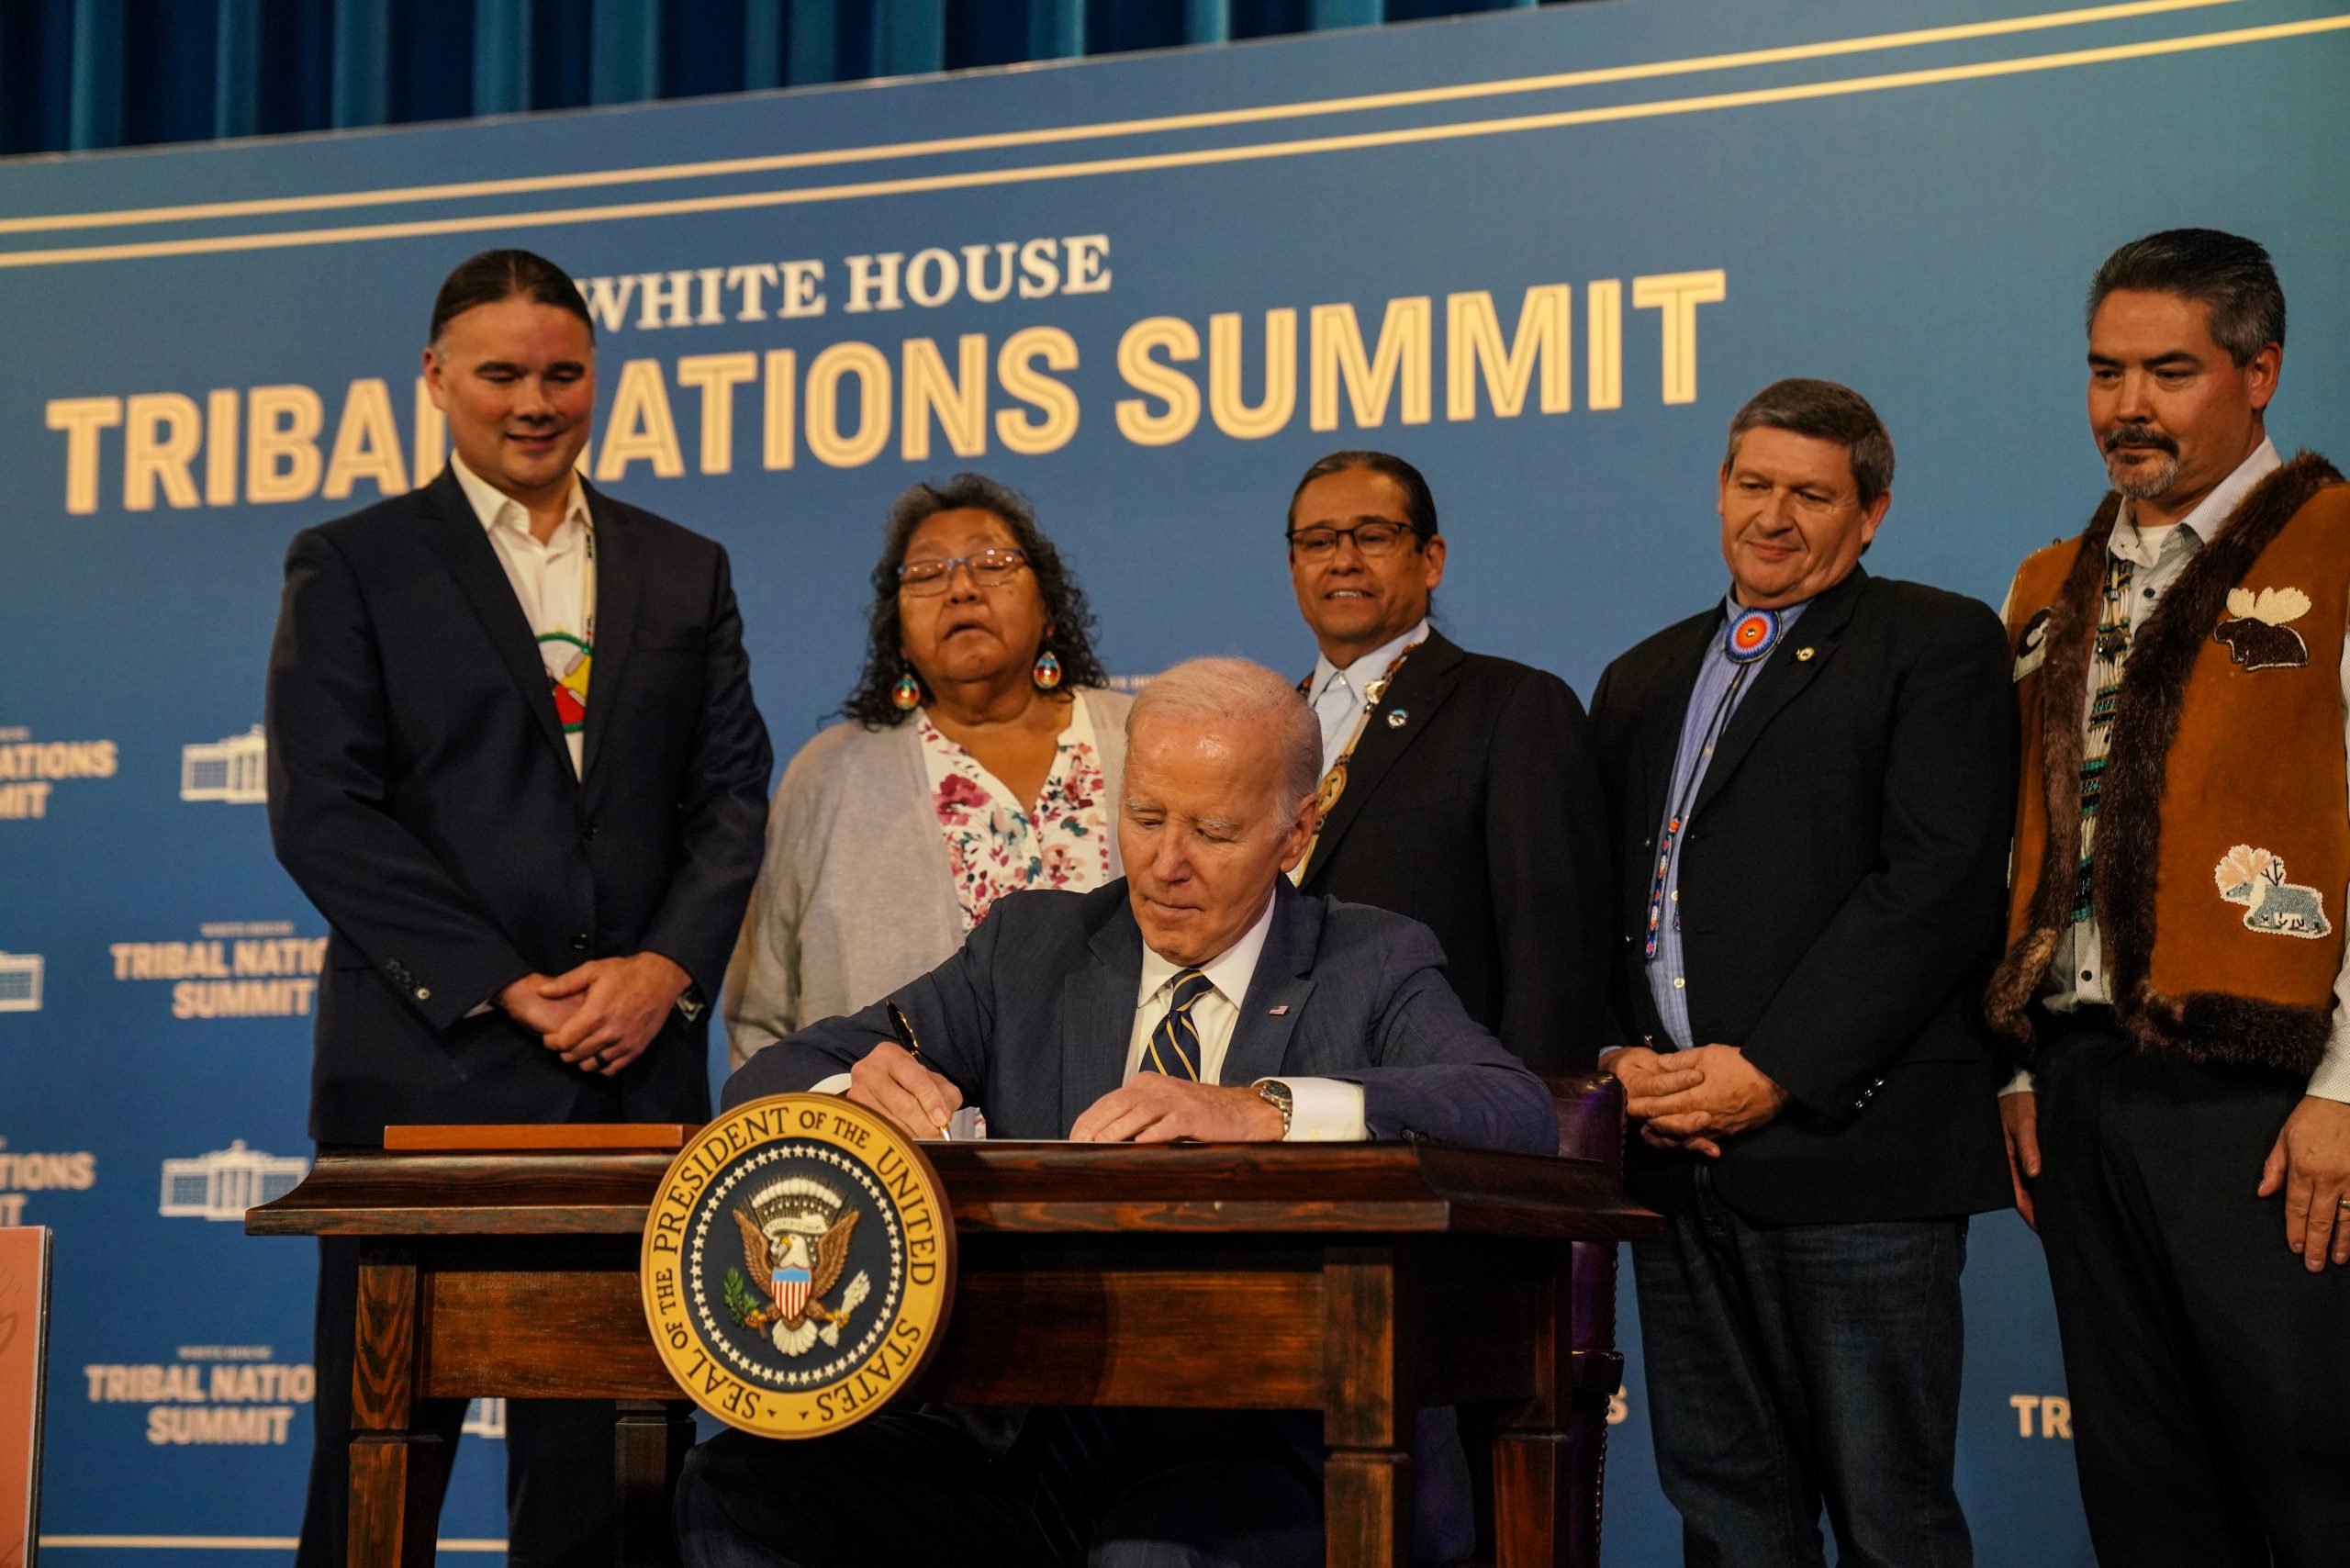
[251,1132,1656,1568]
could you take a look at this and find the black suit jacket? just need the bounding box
[1588,569,2016,1223]
[266,467,773,1145]
[1297,630,1613,1072]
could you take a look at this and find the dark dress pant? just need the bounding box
[296,1236,619,1568]
[675,1406,1323,1568]
[2032,1020,2350,1568]
[1631,1166,1971,1568]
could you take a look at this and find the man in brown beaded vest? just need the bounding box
[1987,230,2350,1567]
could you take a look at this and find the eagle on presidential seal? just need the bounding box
[724,1175,873,1356]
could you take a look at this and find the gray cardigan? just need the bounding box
[722,687,1132,1065]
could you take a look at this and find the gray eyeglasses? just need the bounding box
[897,547,1029,595]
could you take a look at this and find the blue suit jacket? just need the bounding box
[722,877,1557,1154]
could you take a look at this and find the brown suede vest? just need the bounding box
[1986,452,2350,1075]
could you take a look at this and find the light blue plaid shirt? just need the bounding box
[1645,595,1812,1049]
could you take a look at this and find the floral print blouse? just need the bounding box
[917,700,1113,930]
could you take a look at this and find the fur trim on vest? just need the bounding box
[1987,451,2348,1072]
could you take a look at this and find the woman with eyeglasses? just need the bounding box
[724,473,1129,1064]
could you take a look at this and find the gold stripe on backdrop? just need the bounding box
[3,9,2344,270]
[0,0,2249,239]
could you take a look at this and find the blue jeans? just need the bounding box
[1631,1169,1971,1568]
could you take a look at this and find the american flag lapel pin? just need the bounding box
[1268,1004,1290,1015]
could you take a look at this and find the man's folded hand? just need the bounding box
[1601,1043,1722,1157]
[1627,1043,1788,1147]
[537,951,690,1075]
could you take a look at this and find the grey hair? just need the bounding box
[2087,228,2285,367]
[1127,657,1322,815]
[1724,377,1896,510]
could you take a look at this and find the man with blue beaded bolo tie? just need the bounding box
[1586,378,2018,1566]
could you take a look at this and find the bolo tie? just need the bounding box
[1641,607,1784,961]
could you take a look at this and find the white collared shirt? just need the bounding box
[448,453,596,777]
[1124,890,1365,1140]
[2010,437,2350,1102]
[1307,619,1429,776]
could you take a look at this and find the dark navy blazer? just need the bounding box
[266,466,772,1145]
[722,875,1558,1154]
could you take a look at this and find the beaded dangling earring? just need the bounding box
[891,667,923,711]
[1032,647,1063,691]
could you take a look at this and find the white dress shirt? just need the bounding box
[448,453,596,777]
[2006,438,2350,1102]
[1307,619,1429,777]
[1125,891,1365,1140]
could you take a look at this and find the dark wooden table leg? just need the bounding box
[617,1398,697,1568]
[348,1246,452,1568]
[1323,1246,1412,1568]
[1494,1238,1618,1568]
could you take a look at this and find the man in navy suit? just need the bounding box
[683,657,1560,1568]
[265,249,772,1568]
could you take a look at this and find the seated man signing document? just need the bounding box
[689,656,1563,1568]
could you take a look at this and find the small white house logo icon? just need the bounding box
[159,1140,309,1220]
[181,726,268,804]
[0,952,41,1013]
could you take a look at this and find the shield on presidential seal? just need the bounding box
[771,1262,811,1319]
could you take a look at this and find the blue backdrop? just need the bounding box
[5,1,2347,1562]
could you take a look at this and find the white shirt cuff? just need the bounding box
[2306,1032,2350,1103]
[1999,1068,2036,1097]
[1265,1076,1366,1141]
[810,1071,852,1095]
[2317,898,2350,1102]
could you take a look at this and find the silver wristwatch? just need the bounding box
[1255,1077,1294,1139]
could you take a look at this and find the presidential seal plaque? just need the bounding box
[641,1094,956,1437]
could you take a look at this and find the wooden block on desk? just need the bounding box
[383,1124,695,1152]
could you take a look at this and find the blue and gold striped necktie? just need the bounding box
[1142,969,1215,1081]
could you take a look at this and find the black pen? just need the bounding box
[885,1000,951,1138]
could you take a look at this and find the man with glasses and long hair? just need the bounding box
[1280,449,1611,1075]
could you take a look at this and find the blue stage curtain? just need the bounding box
[0,0,1563,155]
